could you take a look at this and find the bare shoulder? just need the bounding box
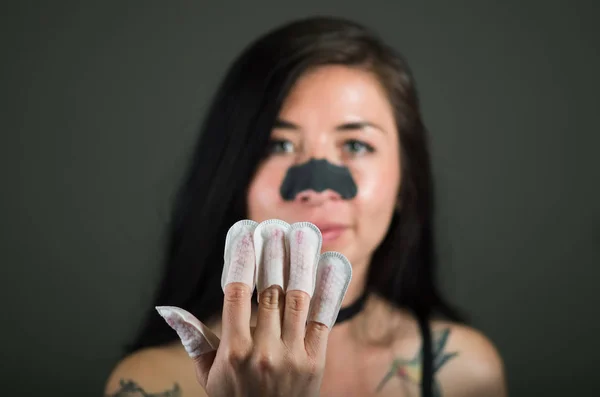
[432,320,508,397]
[104,344,206,397]
[360,300,507,397]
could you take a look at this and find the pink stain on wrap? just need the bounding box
[296,229,304,244]
[229,233,253,281]
[308,253,351,328]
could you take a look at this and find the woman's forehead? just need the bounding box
[277,65,395,126]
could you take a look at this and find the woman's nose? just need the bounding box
[294,189,342,206]
[296,139,338,164]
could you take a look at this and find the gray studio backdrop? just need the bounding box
[2,1,598,396]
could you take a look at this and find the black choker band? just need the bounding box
[334,291,369,326]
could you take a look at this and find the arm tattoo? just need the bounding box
[105,379,181,397]
[376,328,458,396]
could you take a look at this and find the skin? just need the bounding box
[105,65,508,397]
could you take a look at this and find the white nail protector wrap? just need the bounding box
[222,220,258,291]
[308,252,353,328]
[254,219,290,295]
[156,306,220,358]
[287,222,322,297]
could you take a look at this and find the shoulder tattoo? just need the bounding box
[105,379,181,397]
[376,328,459,396]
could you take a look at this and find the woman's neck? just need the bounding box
[337,293,410,347]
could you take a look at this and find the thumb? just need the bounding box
[156,306,220,388]
[193,349,217,387]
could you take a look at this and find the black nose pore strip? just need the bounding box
[280,158,358,201]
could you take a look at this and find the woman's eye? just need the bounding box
[343,140,375,155]
[266,139,295,154]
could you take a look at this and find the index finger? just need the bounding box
[221,220,258,342]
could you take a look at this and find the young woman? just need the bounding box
[105,16,507,397]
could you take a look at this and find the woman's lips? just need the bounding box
[315,224,349,243]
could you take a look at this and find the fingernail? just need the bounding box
[156,306,220,358]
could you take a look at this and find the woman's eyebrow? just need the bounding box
[273,118,299,129]
[336,121,386,134]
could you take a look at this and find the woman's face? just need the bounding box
[247,65,401,274]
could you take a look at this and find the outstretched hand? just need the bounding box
[157,220,352,397]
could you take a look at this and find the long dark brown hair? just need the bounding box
[127,15,464,354]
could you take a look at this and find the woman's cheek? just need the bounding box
[354,165,391,205]
[353,162,399,225]
[248,166,282,221]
